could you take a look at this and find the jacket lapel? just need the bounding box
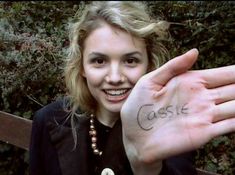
[47,116,90,175]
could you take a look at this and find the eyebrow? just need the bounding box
[88,51,143,58]
[124,51,142,57]
[88,52,107,58]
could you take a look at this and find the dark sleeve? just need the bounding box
[29,110,46,175]
[160,151,197,175]
[29,106,62,175]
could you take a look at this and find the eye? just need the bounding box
[95,58,105,64]
[124,57,140,67]
[90,57,106,66]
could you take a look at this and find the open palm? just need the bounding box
[121,49,235,165]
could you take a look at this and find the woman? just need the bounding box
[29,1,235,175]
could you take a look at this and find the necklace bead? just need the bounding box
[89,114,103,156]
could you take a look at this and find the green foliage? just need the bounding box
[0,1,81,174]
[147,1,235,69]
[0,1,234,174]
[196,134,235,174]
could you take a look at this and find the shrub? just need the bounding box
[0,1,234,174]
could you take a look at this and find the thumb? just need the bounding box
[149,48,199,85]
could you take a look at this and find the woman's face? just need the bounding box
[82,23,149,115]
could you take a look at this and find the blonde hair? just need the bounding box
[64,1,170,146]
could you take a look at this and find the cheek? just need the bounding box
[126,67,148,84]
[84,68,106,87]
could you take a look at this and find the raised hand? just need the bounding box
[121,49,235,173]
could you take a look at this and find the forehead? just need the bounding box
[83,23,146,54]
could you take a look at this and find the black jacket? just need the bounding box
[29,100,197,175]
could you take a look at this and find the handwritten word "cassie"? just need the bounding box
[137,103,188,131]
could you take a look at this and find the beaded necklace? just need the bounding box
[89,114,103,156]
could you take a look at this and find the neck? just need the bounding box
[95,109,120,127]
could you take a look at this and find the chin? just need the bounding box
[105,103,123,113]
[108,107,122,113]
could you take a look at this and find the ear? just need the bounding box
[81,69,86,78]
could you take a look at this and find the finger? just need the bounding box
[209,84,235,104]
[148,48,199,86]
[200,65,235,88]
[212,100,235,122]
[210,118,235,138]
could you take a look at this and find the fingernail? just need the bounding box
[191,48,199,54]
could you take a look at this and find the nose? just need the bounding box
[105,63,125,84]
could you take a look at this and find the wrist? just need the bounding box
[123,136,163,175]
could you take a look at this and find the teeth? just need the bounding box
[104,89,128,96]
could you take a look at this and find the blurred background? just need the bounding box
[0,1,234,175]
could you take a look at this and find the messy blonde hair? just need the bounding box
[64,1,170,146]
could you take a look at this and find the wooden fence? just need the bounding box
[0,111,220,175]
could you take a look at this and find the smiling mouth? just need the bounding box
[103,88,131,102]
[104,89,130,96]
